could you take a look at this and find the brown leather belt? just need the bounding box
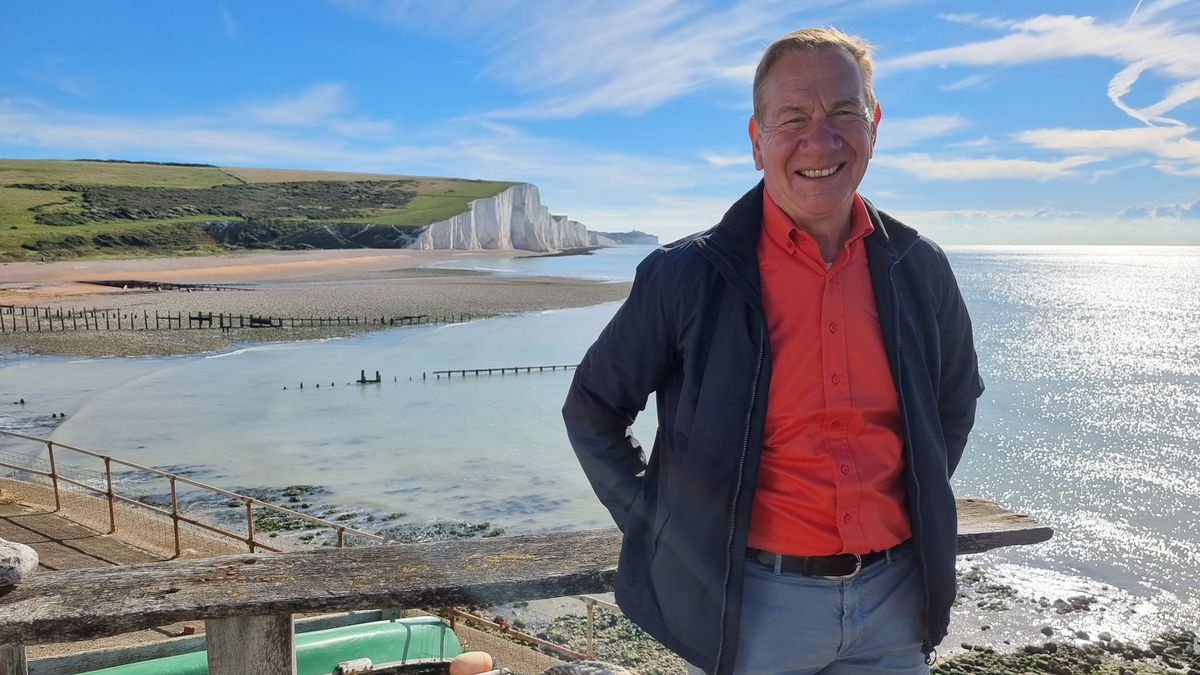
[746,547,889,580]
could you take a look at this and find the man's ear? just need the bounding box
[748,116,764,171]
[869,102,882,156]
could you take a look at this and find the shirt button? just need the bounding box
[830,420,842,429]
[840,465,850,475]
[843,514,854,523]
[831,374,840,385]
[829,323,838,333]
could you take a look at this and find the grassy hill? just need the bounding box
[0,159,517,260]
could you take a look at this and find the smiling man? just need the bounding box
[564,28,984,675]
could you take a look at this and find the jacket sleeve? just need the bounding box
[563,249,677,531]
[934,246,984,478]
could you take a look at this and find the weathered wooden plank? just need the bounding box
[206,614,294,675]
[956,497,1053,554]
[0,528,622,645]
[0,499,1049,646]
[0,645,27,675]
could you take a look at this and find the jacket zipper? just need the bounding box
[713,323,766,675]
[890,265,934,660]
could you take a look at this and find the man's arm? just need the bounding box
[934,247,984,478]
[563,250,676,531]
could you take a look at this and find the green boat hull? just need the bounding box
[81,617,463,675]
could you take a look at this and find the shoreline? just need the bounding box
[0,248,632,357]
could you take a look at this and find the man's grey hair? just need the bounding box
[752,27,877,120]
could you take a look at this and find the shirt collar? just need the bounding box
[761,189,875,263]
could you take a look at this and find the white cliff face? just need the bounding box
[410,184,590,252]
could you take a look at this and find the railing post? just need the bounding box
[246,498,256,553]
[103,456,116,534]
[585,598,595,659]
[0,645,27,675]
[205,614,295,675]
[337,527,345,548]
[46,442,60,512]
[170,476,181,558]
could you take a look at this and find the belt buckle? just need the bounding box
[820,553,862,581]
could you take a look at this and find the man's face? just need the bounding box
[750,48,879,229]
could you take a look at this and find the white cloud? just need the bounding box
[886,6,1200,126]
[700,152,752,167]
[891,205,1200,245]
[873,152,1104,181]
[219,5,237,39]
[875,115,970,150]
[239,83,349,126]
[941,73,987,92]
[1118,200,1200,220]
[884,3,1200,176]
[332,0,865,118]
[1015,126,1200,168]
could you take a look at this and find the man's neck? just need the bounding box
[791,208,854,265]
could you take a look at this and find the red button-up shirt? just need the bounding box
[747,189,911,556]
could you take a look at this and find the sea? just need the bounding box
[1,243,1198,647]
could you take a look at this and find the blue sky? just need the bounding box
[1,1,1198,244]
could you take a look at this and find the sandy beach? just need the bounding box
[0,249,632,357]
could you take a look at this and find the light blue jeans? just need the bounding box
[686,542,929,675]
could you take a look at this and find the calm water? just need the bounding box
[1,244,1198,638]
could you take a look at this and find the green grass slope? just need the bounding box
[0,159,517,260]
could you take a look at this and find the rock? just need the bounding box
[1041,626,1054,637]
[0,538,38,585]
[1097,631,1112,642]
[1074,630,1090,641]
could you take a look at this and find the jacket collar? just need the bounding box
[696,182,923,284]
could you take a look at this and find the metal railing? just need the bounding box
[0,428,383,555]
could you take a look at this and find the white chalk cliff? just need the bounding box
[410,184,589,252]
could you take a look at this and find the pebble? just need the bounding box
[0,538,38,585]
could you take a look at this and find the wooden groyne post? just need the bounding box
[426,364,578,380]
[0,499,1050,675]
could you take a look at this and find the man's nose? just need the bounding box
[798,116,843,150]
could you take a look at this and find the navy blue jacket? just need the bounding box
[563,183,984,675]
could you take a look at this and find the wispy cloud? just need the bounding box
[1015,126,1200,174]
[1118,199,1200,220]
[332,0,849,119]
[219,5,238,39]
[875,115,969,150]
[887,5,1200,125]
[883,2,1200,175]
[700,151,752,167]
[238,83,349,126]
[941,73,987,91]
[873,152,1103,181]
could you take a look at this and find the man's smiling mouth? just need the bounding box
[798,164,842,178]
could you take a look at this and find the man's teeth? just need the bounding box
[799,165,840,178]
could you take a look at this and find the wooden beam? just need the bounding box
[0,528,622,645]
[0,499,1050,647]
[205,614,294,675]
[955,497,1052,554]
[0,645,26,675]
